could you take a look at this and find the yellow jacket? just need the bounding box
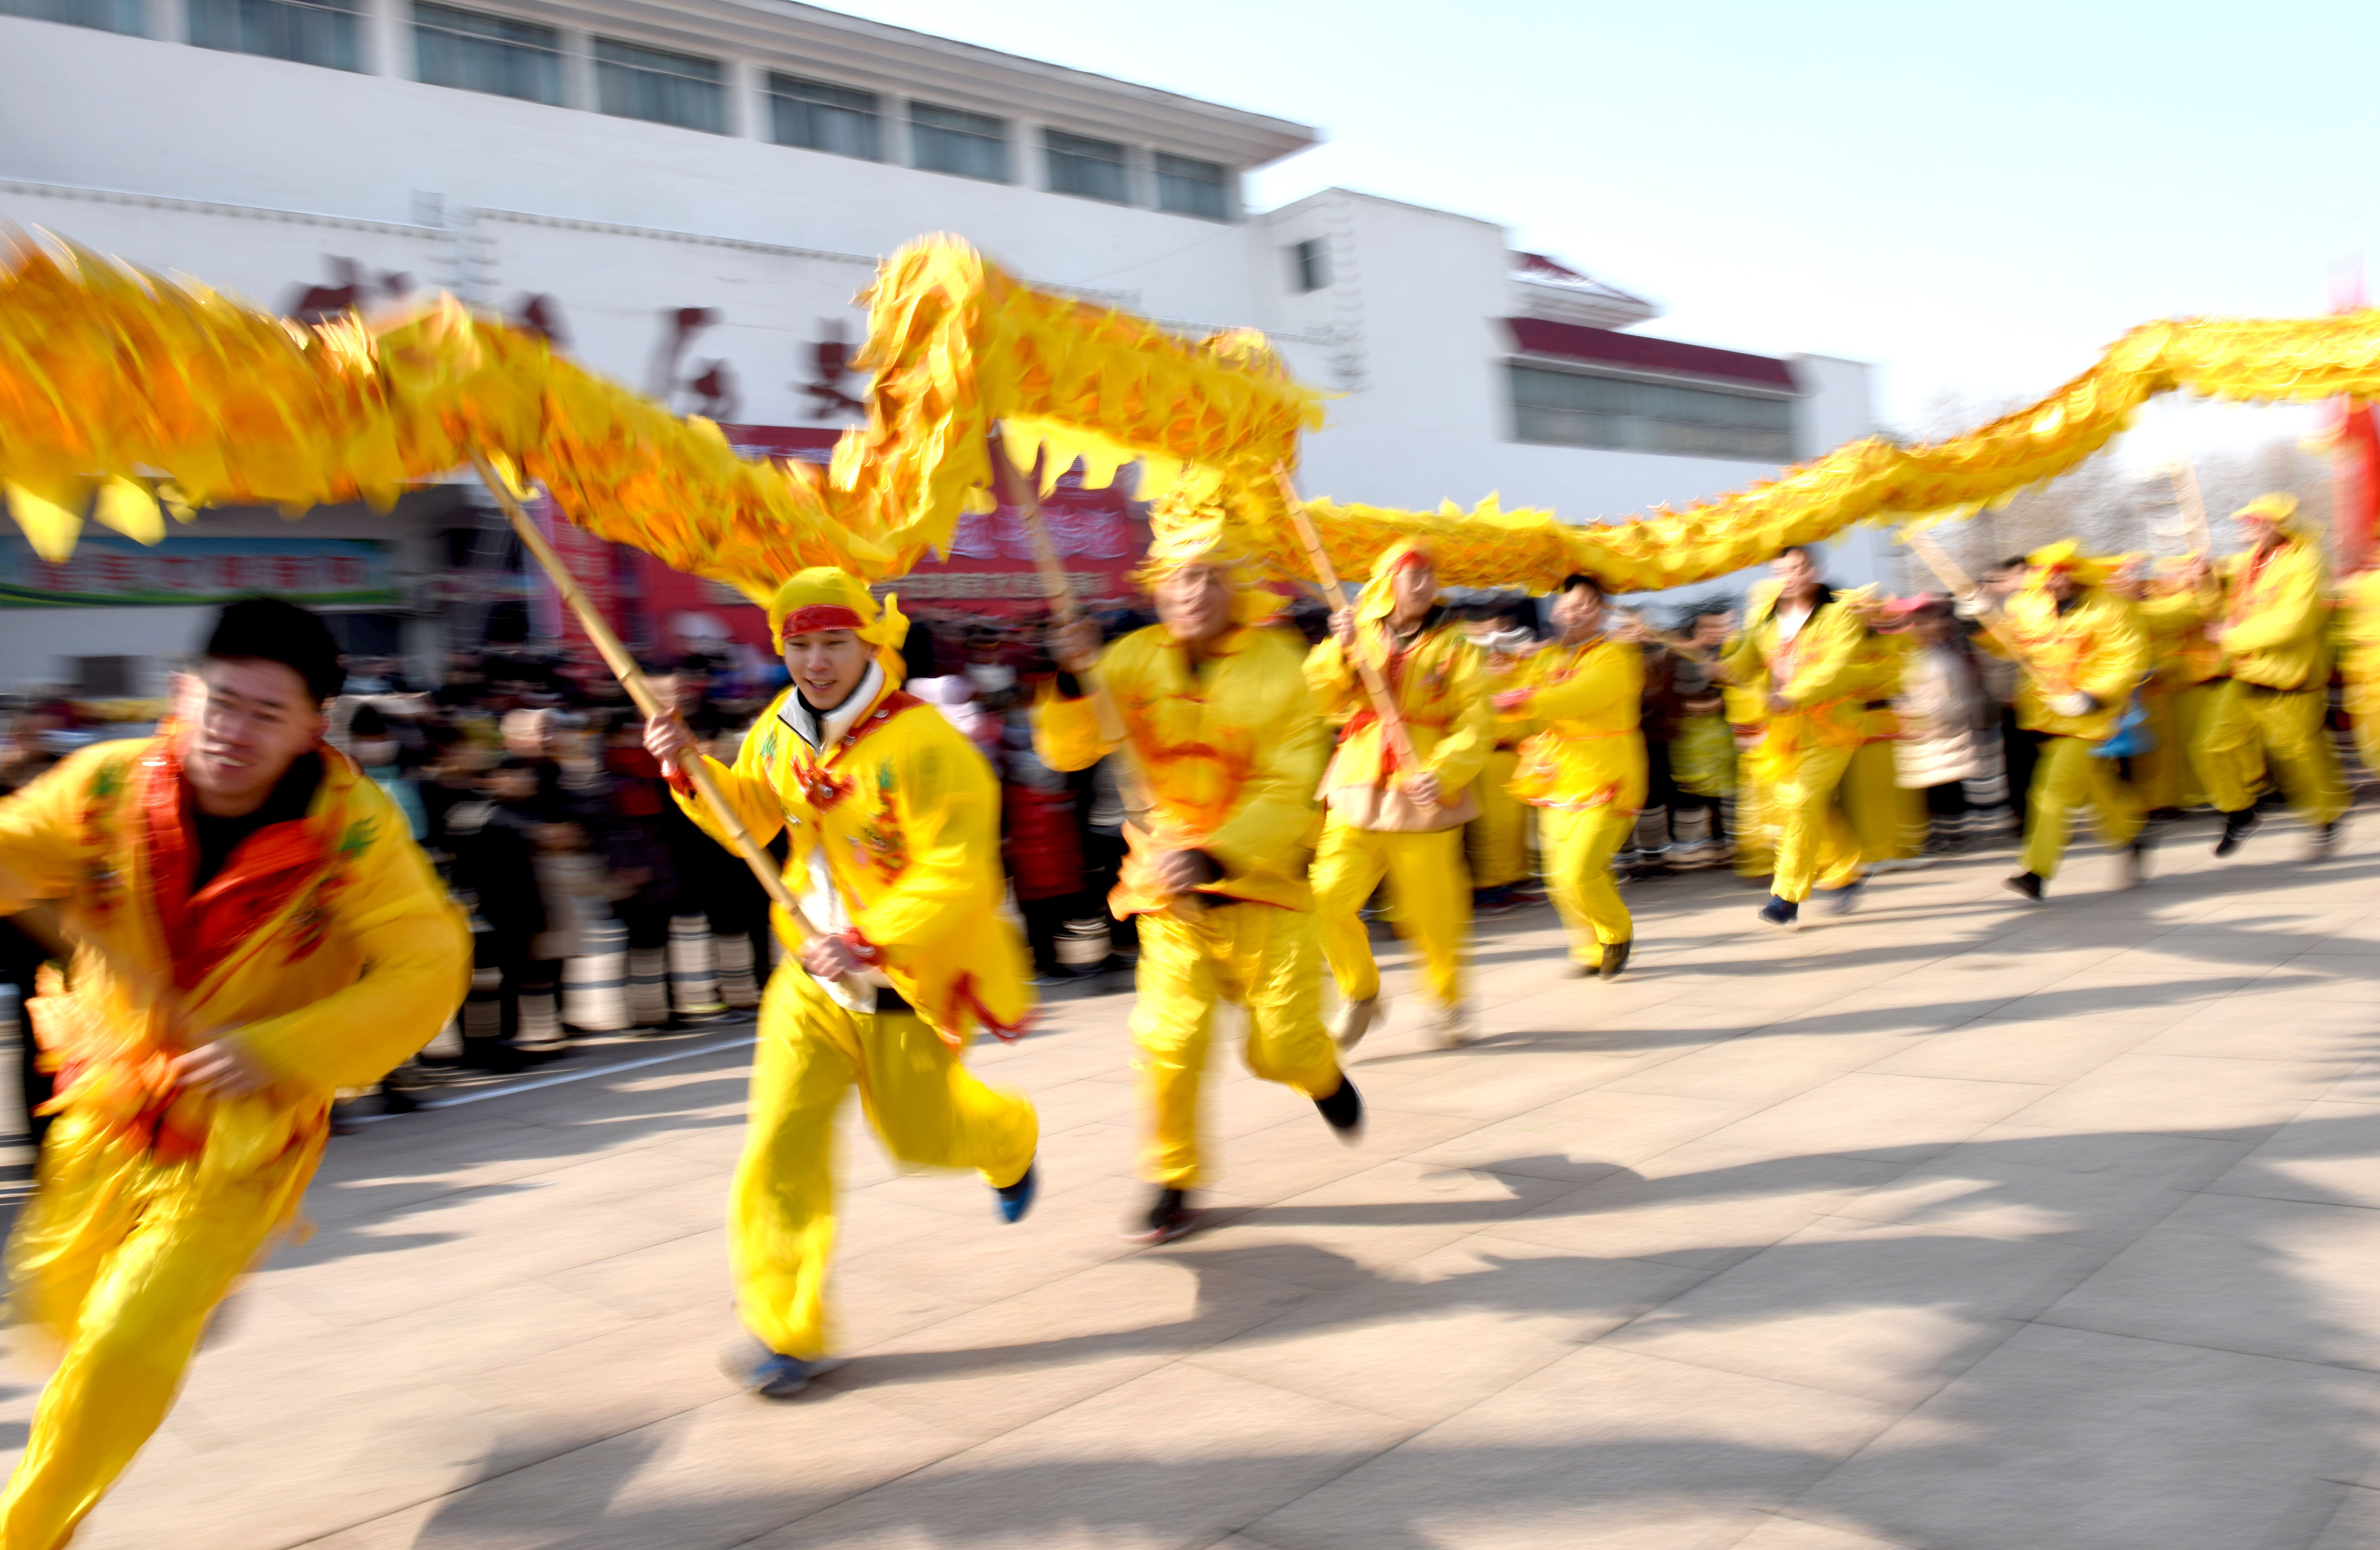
[2340,570,2380,722]
[1993,584,2149,739]
[1304,622,1495,820]
[2219,536,2331,690]
[1477,642,1541,750]
[1842,629,1910,741]
[1504,637,1647,811]
[0,736,468,1179]
[1037,622,1327,914]
[675,675,1031,1041]
[1721,582,1871,754]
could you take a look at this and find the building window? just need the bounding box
[910,102,1008,181]
[1045,129,1130,204]
[768,73,881,159]
[2,0,143,35]
[1156,153,1228,220]
[594,37,723,133]
[1509,364,1794,461]
[413,3,561,104]
[189,0,359,69]
[1289,238,1330,293]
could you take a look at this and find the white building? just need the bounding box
[0,0,1880,692]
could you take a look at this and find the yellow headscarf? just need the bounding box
[2026,538,2111,587]
[2233,491,2302,534]
[1352,539,1437,624]
[766,566,909,676]
[1133,479,1282,626]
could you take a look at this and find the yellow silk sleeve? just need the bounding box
[235,782,472,1091]
[850,719,1000,950]
[1420,638,1495,793]
[670,705,795,857]
[2075,599,2150,709]
[1034,681,1109,774]
[0,744,106,912]
[1777,610,1864,706]
[1518,642,1644,721]
[1302,636,1364,717]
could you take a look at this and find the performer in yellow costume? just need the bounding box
[0,599,469,1550]
[1305,541,1495,1049]
[1492,575,1646,977]
[2194,493,2349,859]
[646,568,1037,1397]
[2116,556,2222,816]
[1461,609,1542,911]
[1722,546,1871,929]
[1041,504,1358,1244]
[1991,542,2152,901]
[1838,608,1921,869]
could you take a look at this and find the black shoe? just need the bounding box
[2124,832,2155,888]
[1315,1076,1365,1142]
[994,1160,1037,1224]
[1756,895,1799,929]
[2003,871,2044,902]
[2310,819,2343,860]
[2215,808,2261,858]
[1598,939,1633,979]
[1129,1187,1201,1244]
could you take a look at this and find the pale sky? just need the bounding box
[820,0,2373,462]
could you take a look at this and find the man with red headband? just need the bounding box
[2194,494,2348,859]
[1307,540,1495,1049]
[645,567,1038,1397]
[0,598,469,1549]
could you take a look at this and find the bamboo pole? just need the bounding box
[467,455,859,992]
[989,435,1155,828]
[1902,527,2055,683]
[2169,456,2213,556]
[1269,465,1434,810]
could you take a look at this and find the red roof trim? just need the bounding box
[1504,318,1797,389]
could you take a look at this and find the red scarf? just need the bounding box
[138,743,333,991]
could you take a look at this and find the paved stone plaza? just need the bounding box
[9,814,2380,1549]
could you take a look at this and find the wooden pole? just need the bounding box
[1902,527,2054,683]
[989,434,1155,828]
[468,455,857,989]
[1269,465,1433,808]
[2169,456,2213,556]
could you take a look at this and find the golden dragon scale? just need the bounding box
[4,229,2379,594]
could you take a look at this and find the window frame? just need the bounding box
[592,36,726,134]
[1507,361,1797,462]
[1,0,145,35]
[1155,152,1230,221]
[908,100,1010,183]
[412,1,562,105]
[766,71,883,160]
[187,0,361,70]
[1289,237,1331,293]
[1044,128,1132,205]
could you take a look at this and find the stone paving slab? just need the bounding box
[4,810,2379,1548]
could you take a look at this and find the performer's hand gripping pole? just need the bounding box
[1272,464,1434,813]
[468,455,860,995]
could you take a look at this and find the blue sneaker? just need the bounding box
[1757,895,1800,930]
[994,1160,1038,1224]
[732,1345,840,1400]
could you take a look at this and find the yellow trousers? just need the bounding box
[1732,766,1775,879]
[1,1108,319,1550]
[1464,751,1531,890]
[732,968,1036,1361]
[1313,819,1469,1008]
[1130,901,1341,1188]
[1540,805,1633,968]
[1770,741,1863,902]
[2019,734,2145,880]
[2192,680,2348,826]
[2132,683,2210,812]
[1844,740,1921,864]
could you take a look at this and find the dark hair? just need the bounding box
[347,703,388,738]
[1777,544,1824,567]
[1557,573,1603,597]
[202,597,344,704]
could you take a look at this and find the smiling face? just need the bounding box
[1155,564,1234,647]
[1550,582,1605,642]
[176,658,325,815]
[783,629,872,712]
